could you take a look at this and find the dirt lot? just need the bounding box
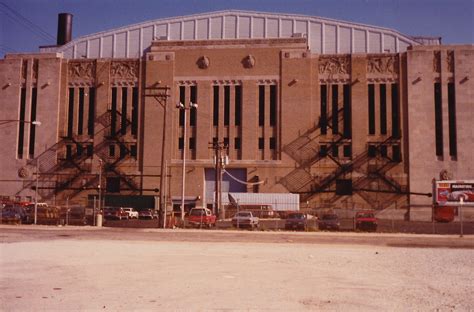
[0,226,473,311]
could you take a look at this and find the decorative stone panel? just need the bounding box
[447,51,454,73]
[196,56,210,69]
[433,51,441,73]
[366,54,399,82]
[68,60,96,85]
[318,55,350,82]
[110,60,139,86]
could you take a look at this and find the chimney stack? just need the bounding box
[57,13,73,46]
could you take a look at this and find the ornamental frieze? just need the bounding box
[68,60,95,80]
[110,60,139,80]
[318,56,350,77]
[367,55,398,74]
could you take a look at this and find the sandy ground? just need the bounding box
[1,229,473,311]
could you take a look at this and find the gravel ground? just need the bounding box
[1,232,473,311]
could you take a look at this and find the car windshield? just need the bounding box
[288,213,305,219]
[322,214,337,220]
[236,212,251,217]
[190,209,205,216]
[357,213,374,218]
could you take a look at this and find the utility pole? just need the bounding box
[209,141,228,220]
[98,159,103,217]
[34,158,39,225]
[144,85,170,228]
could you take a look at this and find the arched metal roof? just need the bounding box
[41,10,424,59]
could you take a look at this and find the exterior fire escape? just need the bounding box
[279,108,407,210]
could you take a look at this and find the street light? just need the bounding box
[176,101,198,224]
[0,119,42,223]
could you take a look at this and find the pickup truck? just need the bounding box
[232,211,259,229]
[355,210,377,232]
[187,208,216,228]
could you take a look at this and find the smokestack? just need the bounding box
[57,13,73,46]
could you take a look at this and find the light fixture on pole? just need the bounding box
[0,119,42,223]
[176,101,197,225]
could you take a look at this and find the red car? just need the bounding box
[355,210,377,232]
[104,207,129,220]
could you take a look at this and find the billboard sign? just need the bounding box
[435,180,474,206]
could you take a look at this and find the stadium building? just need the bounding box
[0,10,473,219]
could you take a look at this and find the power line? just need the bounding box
[0,44,17,53]
[0,2,55,42]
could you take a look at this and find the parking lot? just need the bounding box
[1,225,473,311]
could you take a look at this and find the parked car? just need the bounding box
[187,207,217,228]
[355,210,377,232]
[138,209,157,220]
[232,211,259,229]
[285,212,314,231]
[122,207,139,219]
[1,205,31,224]
[104,207,129,220]
[318,213,340,231]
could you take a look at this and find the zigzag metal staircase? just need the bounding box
[18,110,140,200]
[280,107,407,209]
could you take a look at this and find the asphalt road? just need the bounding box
[1,224,473,249]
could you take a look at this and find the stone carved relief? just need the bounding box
[32,60,38,80]
[242,55,256,69]
[367,55,398,74]
[68,61,95,80]
[21,60,28,80]
[433,51,441,73]
[446,51,454,73]
[196,56,210,69]
[110,61,139,80]
[319,56,350,76]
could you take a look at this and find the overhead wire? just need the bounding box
[0,2,55,42]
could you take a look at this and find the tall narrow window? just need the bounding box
[179,86,185,126]
[448,82,457,157]
[17,87,26,158]
[391,84,400,138]
[111,88,117,136]
[269,137,276,150]
[332,85,339,134]
[88,87,95,136]
[343,84,351,138]
[224,86,230,126]
[190,85,197,126]
[368,84,375,135]
[380,84,387,135]
[434,83,443,156]
[121,87,127,135]
[189,137,196,150]
[258,85,265,126]
[28,87,37,157]
[131,87,138,136]
[258,137,264,150]
[270,85,277,126]
[320,85,327,135]
[67,88,74,138]
[213,86,219,126]
[234,137,241,150]
[235,85,242,126]
[78,88,84,135]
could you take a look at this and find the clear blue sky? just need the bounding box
[1,0,473,58]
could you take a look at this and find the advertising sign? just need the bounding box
[435,180,474,206]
